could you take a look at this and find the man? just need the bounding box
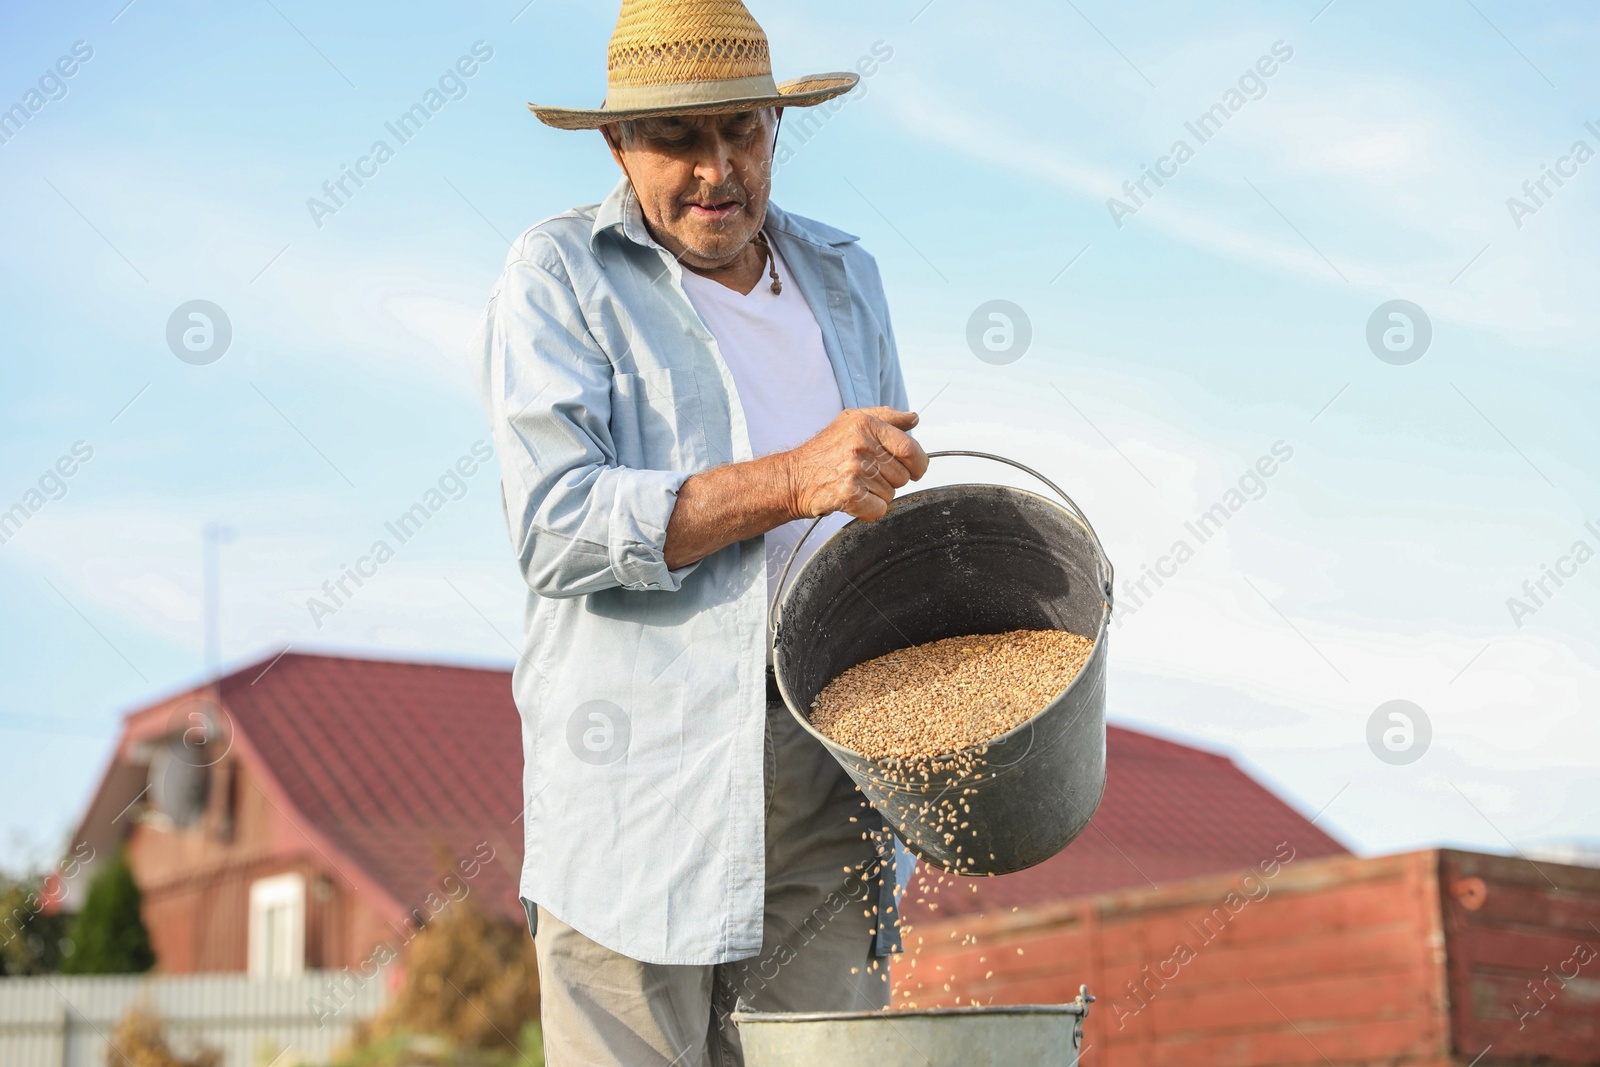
[474,1,926,1062]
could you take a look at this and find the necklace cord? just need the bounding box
[755,230,782,295]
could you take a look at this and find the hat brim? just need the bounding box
[528,72,859,131]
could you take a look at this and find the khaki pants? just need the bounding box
[533,699,894,1066]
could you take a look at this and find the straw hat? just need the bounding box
[529,0,859,131]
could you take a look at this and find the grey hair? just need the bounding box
[610,118,642,145]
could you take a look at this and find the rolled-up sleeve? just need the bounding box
[477,237,701,599]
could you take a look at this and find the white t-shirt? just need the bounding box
[679,242,852,645]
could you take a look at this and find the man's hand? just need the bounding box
[663,407,927,570]
[782,408,929,522]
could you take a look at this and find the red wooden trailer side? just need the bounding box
[1440,849,1600,1063]
[892,848,1599,1066]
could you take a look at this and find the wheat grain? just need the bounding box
[808,629,1095,760]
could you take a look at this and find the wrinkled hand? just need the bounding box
[783,407,929,522]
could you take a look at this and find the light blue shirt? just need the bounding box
[474,177,909,966]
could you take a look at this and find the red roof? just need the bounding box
[212,652,527,923]
[899,726,1347,921]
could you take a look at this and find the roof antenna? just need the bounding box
[203,522,235,681]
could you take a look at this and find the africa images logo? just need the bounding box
[1366,300,1431,366]
[306,42,494,229]
[1366,700,1431,766]
[0,40,94,148]
[166,300,233,365]
[1107,41,1294,228]
[566,700,631,766]
[966,300,1032,365]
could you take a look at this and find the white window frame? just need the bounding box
[248,872,306,979]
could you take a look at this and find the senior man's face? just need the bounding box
[603,109,778,270]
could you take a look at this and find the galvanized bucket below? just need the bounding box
[732,988,1093,1067]
[770,452,1114,877]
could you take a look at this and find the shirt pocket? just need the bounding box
[610,368,708,471]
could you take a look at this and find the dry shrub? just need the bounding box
[105,1006,220,1067]
[358,895,540,1057]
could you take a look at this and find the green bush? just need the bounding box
[0,871,71,975]
[61,849,155,974]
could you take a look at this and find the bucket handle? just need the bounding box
[768,449,1115,636]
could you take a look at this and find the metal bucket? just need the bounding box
[770,452,1113,876]
[732,987,1093,1067]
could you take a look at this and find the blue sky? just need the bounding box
[2,0,1597,874]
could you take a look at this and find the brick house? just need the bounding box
[53,653,525,976]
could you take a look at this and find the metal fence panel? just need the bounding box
[0,970,391,1067]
